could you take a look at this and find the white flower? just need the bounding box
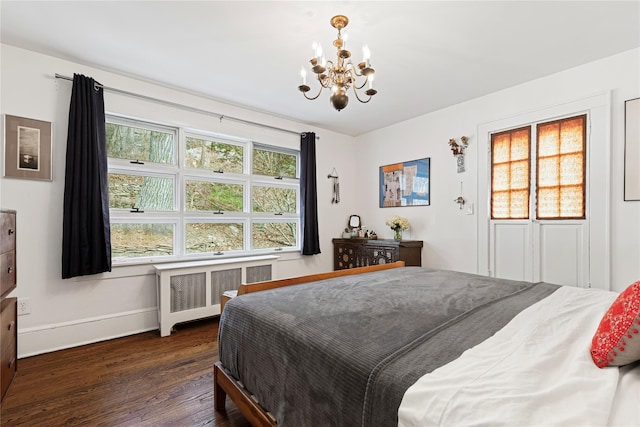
[385,215,410,231]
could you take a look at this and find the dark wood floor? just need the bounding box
[1,318,252,427]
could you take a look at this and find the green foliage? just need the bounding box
[253,148,296,178]
[185,137,243,172]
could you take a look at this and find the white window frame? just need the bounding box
[107,114,301,265]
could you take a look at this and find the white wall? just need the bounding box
[356,48,640,293]
[0,45,358,357]
[2,44,639,358]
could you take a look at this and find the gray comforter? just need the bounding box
[218,267,559,427]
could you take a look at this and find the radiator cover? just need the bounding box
[155,255,278,336]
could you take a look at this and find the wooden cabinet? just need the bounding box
[0,211,16,298]
[0,209,17,403]
[1,297,17,402]
[333,238,423,270]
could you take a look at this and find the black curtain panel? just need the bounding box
[62,74,112,279]
[300,132,321,255]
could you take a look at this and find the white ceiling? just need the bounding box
[2,1,639,136]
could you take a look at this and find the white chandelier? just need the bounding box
[298,15,377,111]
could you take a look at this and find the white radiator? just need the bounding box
[154,255,278,336]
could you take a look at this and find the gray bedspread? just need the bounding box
[218,267,559,427]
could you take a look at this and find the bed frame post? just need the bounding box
[214,362,227,411]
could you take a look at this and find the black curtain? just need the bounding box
[62,74,111,279]
[300,132,321,255]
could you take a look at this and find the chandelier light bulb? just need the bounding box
[300,67,307,85]
[362,44,371,67]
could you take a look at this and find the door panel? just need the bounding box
[491,222,531,281]
[534,222,588,286]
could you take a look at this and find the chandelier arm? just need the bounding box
[351,85,373,104]
[350,65,364,77]
[302,85,325,101]
[318,75,333,89]
[354,78,368,91]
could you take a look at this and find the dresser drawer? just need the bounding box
[0,211,16,254]
[1,297,17,402]
[0,251,16,298]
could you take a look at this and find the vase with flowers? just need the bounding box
[386,215,410,241]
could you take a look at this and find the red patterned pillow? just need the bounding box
[591,280,640,368]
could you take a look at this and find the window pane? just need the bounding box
[253,148,297,178]
[492,164,510,191]
[538,157,559,187]
[538,123,560,157]
[510,160,529,190]
[111,223,174,258]
[106,122,174,164]
[252,222,296,249]
[185,137,243,173]
[253,186,296,213]
[491,127,531,219]
[510,130,530,161]
[510,190,529,219]
[492,135,511,163]
[560,153,583,185]
[560,186,584,217]
[185,180,243,212]
[186,223,243,253]
[536,115,585,219]
[109,173,174,211]
[492,192,510,219]
[538,187,559,218]
[560,118,584,153]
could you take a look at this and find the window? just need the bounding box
[491,126,531,219]
[106,116,300,263]
[536,115,586,219]
[490,114,586,220]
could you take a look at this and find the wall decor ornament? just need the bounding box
[379,157,430,207]
[449,136,469,173]
[3,114,53,181]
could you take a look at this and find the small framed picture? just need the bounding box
[4,114,52,181]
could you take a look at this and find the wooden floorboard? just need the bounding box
[0,318,252,427]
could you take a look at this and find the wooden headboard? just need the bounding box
[237,260,406,296]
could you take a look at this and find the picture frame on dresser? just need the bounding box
[379,157,430,207]
[4,114,53,181]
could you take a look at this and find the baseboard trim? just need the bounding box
[18,307,159,358]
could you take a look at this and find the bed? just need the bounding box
[214,262,640,427]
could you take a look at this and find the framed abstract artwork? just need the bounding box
[4,114,52,181]
[379,157,430,207]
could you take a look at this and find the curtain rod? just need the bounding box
[54,73,318,139]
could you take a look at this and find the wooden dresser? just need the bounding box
[0,210,17,403]
[332,238,423,270]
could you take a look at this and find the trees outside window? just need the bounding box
[106,116,299,263]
